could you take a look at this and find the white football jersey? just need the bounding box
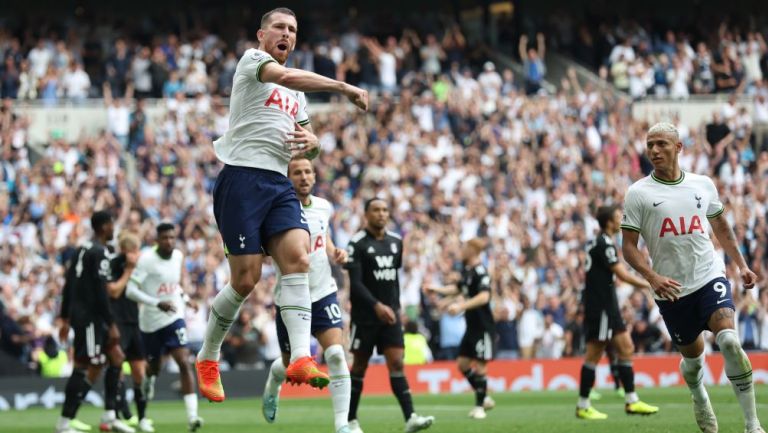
[621,171,726,299]
[275,196,337,303]
[130,248,186,333]
[214,48,310,175]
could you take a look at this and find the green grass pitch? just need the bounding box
[2,385,765,433]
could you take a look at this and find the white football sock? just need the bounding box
[716,329,760,430]
[101,410,116,423]
[57,417,71,430]
[679,352,709,404]
[325,344,351,431]
[197,284,245,361]
[268,358,286,395]
[577,397,590,410]
[276,273,311,362]
[184,393,198,421]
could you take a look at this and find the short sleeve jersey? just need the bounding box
[213,48,310,175]
[621,171,726,299]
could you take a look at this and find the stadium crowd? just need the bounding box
[553,17,768,99]
[1,18,768,376]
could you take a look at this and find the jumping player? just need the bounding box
[195,6,368,402]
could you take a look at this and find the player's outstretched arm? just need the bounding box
[423,284,459,296]
[709,212,757,289]
[449,291,491,315]
[260,62,368,111]
[621,229,681,301]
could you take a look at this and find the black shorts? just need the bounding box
[584,304,626,342]
[117,323,145,361]
[73,322,110,365]
[458,330,496,361]
[349,321,404,356]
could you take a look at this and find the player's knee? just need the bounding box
[324,344,347,368]
[291,252,310,273]
[387,358,404,373]
[716,329,741,355]
[277,248,310,274]
[230,275,258,295]
[621,342,635,358]
[456,357,471,372]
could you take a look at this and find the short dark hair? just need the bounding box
[261,7,296,29]
[596,205,618,230]
[156,222,175,236]
[90,211,113,233]
[364,197,387,212]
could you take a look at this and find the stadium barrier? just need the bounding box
[1,353,765,410]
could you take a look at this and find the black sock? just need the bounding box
[579,363,596,399]
[389,374,414,421]
[610,362,622,390]
[474,374,487,407]
[134,386,147,420]
[348,374,364,421]
[461,368,479,391]
[104,365,121,411]
[118,379,132,419]
[62,369,92,419]
[618,361,636,394]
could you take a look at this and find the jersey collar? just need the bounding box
[301,196,313,208]
[651,170,685,185]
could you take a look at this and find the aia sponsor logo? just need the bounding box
[264,88,299,118]
[659,215,705,237]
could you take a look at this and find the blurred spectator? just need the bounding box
[361,36,400,93]
[758,289,768,350]
[33,335,70,378]
[438,308,465,360]
[563,307,585,357]
[737,291,760,350]
[62,61,91,102]
[403,320,432,365]
[0,308,34,363]
[519,33,547,95]
[537,313,565,359]
[518,295,543,359]
[420,33,445,76]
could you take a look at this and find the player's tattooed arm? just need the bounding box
[709,212,748,269]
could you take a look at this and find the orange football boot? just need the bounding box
[196,359,225,402]
[285,356,330,389]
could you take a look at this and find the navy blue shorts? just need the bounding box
[276,292,343,353]
[141,319,188,360]
[657,277,735,346]
[213,165,309,256]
